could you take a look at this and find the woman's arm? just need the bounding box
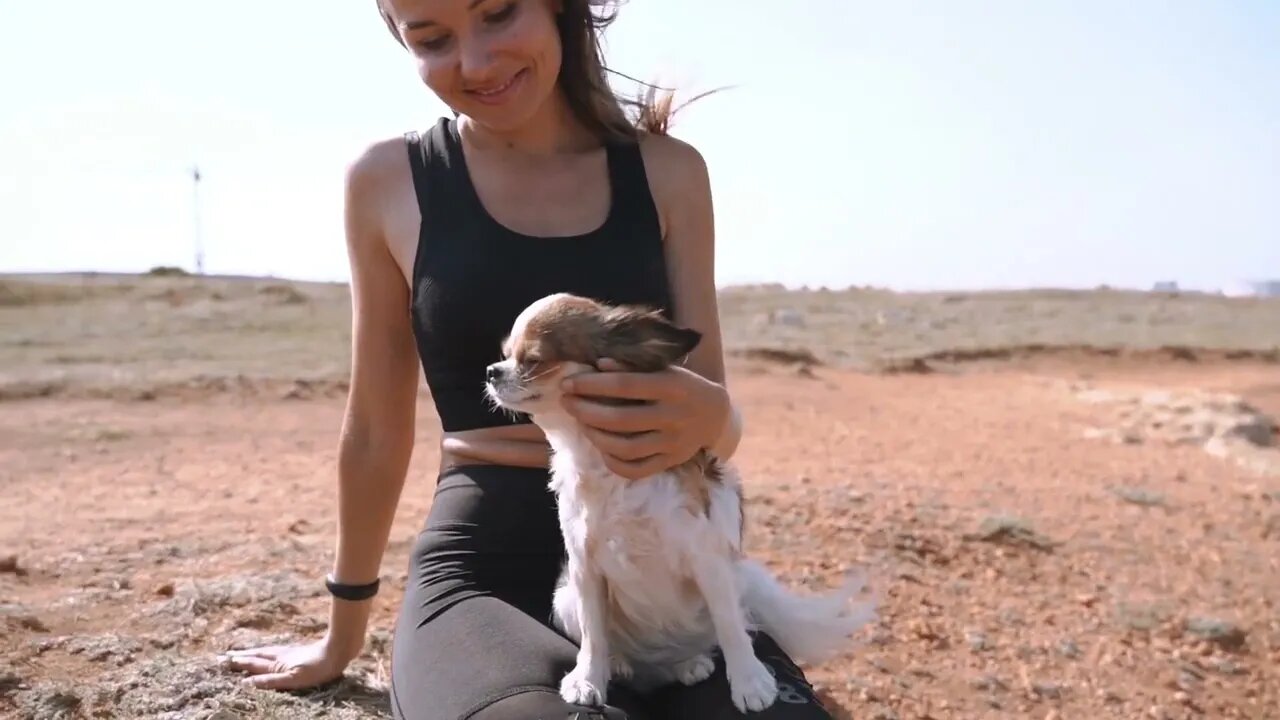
[647,134,743,461]
[559,134,744,475]
[325,143,422,661]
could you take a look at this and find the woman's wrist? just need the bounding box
[323,591,374,662]
[706,387,742,460]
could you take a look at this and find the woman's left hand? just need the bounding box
[559,359,729,480]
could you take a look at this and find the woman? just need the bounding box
[219,1,837,717]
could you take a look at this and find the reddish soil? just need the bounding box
[2,358,1278,719]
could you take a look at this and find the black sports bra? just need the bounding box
[404,117,675,432]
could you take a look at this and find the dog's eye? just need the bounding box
[519,356,559,381]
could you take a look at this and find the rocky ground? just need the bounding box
[2,273,1278,719]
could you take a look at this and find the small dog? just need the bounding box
[485,293,877,713]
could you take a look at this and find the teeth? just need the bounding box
[474,72,518,96]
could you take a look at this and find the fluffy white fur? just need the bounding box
[485,293,878,714]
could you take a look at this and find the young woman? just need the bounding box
[219,1,838,717]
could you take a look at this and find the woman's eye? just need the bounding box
[416,34,451,52]
[483,2,518,25]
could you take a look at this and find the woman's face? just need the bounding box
[385,0,564,132]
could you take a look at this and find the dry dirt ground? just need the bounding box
[2,273,1279,720]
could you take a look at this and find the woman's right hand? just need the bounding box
[217,636,354,690]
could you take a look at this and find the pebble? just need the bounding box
[970,674,1008,692]
[965,629,990,652]
[0,554,23,575]
[1031,682,1064,700]
[1057,638,1081,658]
[1184,617,1248,651]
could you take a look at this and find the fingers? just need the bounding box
[222,646,281,660]
[243,671,303,690]
[219,654,283,675]
[218,652,309,690]
[604,452,674,481]
[583,426,667,462]
[561,366,673,401]
[563,397,674,434]
[595,358,627,372]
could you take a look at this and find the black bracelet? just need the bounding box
[325,573,380,601]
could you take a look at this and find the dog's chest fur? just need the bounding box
[545,426,745,670]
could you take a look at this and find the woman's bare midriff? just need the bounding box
[438,423,552,472]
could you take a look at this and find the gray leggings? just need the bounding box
[389,465,835,720]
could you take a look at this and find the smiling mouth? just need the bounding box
[467,68,528,104]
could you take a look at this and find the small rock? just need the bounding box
[1210,657,1244,675]
[149,636,177,650]
[964,629,990,652]
[15,615,48,632]
[1174,671,1200,693]
[867,628,893,646]
[1221,415,1277,447]
[963,516,1056,552]
[154,582,175,597]
[1177,662,1205,681]
[970,674,1008,692]
[0,554,24,575]
[867,657,893,674]
[33,689,82,716]
[1057,638,1081,659]
[1031,681,1064,700]
[1262,513,1280,540]
[998,608,1024,626]
[1183,617,1248,651]
[869,706,899,720]
[1111,486,1166,507]
[1099,688,1124,704]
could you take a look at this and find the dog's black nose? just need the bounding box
[485,364,501,384]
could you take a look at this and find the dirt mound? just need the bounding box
[729,346,823,366]
[0,376,351,404]
[1071,383,1280,475]
[911,343,1280,367]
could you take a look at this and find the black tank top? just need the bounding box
[404,116,675,432]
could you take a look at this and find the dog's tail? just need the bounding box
[737,558,879,665]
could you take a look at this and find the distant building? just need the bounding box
[1151,280,1179,293]
[1223,279,1280,298]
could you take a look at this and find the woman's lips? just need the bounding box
[467,68,529,106]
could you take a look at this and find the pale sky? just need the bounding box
[2,0,1277,291]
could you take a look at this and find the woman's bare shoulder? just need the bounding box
[635,133,711,239]
[344,135,414,207]
[342,135,421,275]
[636,133,709,190]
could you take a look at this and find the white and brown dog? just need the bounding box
[484,292,877,714]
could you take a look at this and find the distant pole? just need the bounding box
[191,164,204,275]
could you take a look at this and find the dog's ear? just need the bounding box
[597,307,703,372]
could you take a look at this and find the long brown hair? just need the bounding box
[377,0,720,142]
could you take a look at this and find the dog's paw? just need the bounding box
[728,658,778,714]
[609,654,634,681]
[560,666,608,708]
[674,653,716,686]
